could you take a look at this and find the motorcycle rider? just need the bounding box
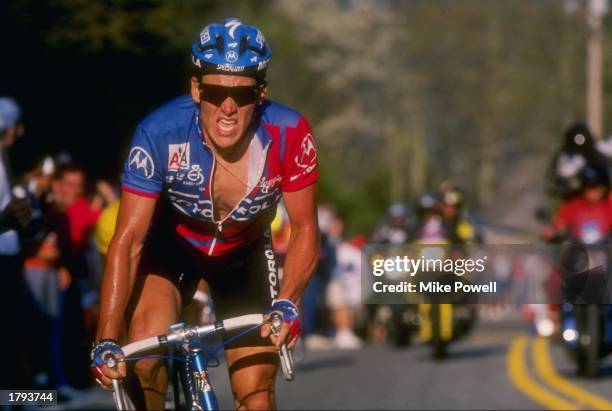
[372,202,413,245]
[547,122,609,200]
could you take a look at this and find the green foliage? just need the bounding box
[3,0,609,234]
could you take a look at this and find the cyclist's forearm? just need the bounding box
[277,225,319,305]
[96,234,142,340]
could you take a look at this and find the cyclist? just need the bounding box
[91,18,319,410]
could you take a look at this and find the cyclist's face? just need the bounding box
[192,74,263,151]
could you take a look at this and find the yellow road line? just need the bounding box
[532,337,612,410]
[507,336,577,410]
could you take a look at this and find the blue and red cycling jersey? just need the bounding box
[121,95,318,256]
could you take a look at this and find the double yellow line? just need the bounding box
[507,335,612,410]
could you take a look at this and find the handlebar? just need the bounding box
[120,314,265,357]
[270,313,295,381]
[116,313,294,380]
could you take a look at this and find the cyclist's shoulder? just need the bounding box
[138,94,196,136]
[259,99,308,130]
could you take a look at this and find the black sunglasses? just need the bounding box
[198,84,261,107]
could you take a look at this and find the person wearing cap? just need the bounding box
[92,19,319,409]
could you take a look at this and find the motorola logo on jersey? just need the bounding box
[295,133,317,171]
[128,146,155,179]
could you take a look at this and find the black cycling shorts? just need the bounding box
[137,207,281,348]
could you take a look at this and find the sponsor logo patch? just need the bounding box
[226,50,239,63]
[295,133,317,171]
[186,164,205,186]
[168,143,190,171]
[216,64,245,72]
[200,28,210,45]
[259,175,282,193]
[128,146,155,179]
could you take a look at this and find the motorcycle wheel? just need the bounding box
[577,305,599,378]
[431,304,447,359]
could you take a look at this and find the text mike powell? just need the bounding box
[367,252,497,298]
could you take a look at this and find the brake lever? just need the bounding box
[270,313,295,381]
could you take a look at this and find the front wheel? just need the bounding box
[431,304,447,360]
[578,305,600,378]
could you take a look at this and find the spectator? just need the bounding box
[49,164,116,390]
[17,157,76,391]
[0,97,34,389]
[301,204,338,350]
[326,224,365,350]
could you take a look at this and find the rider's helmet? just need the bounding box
[415,192,441,216]
[579,164,610,188]
[386,202,412,229]
[563,121,595,154]
[441,187,465,210]
[387,203,409,219]
[191,18,271,83]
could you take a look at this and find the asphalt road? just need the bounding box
[56,314,612,410]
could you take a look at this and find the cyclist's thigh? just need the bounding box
[127,273,182,340]
[225,345,278,407]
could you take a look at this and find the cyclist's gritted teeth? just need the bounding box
[217,118,238,136]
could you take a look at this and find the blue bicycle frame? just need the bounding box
[110,313,293,411]
[172,320,232,410]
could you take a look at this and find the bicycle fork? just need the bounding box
[190,349,218,411]
[171,322,219,411]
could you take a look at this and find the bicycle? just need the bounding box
[105,312,294,410]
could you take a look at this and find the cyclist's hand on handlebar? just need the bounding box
[90,340,126,390]
[261,318,300,350]
[261,299,301,350]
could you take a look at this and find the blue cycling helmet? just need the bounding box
[191,18,271,81]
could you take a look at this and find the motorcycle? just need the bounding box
[558,222,612,377]
[409,238,476,359]
[366,244,419,348]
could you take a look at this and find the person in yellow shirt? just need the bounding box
[94,200,120,256]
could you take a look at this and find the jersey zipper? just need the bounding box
[208,222,222,256]
[207,140,272,256]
